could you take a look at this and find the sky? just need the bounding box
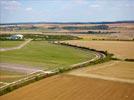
[0,0,134,23]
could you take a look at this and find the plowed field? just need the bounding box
[1,75,134,100]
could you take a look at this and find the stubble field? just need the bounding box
[63,40,134,59]
[67,61,134,83]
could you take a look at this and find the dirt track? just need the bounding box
[1,74,134,100]
[0,39,32,51]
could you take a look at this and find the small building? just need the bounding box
[10,34,24,40]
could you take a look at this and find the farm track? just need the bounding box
[0,39,32,51]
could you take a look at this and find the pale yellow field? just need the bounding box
[67,61,134,83]
[63,40,134,59]
[88,61,134,80]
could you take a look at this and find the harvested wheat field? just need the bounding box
[1,74,134,100]
[67,61,134,84]
[87,61,134,80]
[63,40,134,59]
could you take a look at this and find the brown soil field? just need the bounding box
[67,61,134,83]
[1,74,134,100]
[63,40,134,59]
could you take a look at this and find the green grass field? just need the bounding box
[0,41,96,70]
[0,70,24,76]
[0,70,25,82]
[0,41,24,48]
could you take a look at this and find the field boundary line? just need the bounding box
[68,73,134,84]
[85,61,119,71]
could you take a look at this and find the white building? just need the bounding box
[10,34,24,40]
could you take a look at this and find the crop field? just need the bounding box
[63,40,134,59]
[1,74,134,100]
[87,61,134,80]
[0,41,24,48]
[67,61,134,83]
[0,41,96,70]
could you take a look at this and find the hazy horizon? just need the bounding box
[0,0,134,23]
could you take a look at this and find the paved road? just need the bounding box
[0,39,32,52]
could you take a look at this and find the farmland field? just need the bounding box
[0,41,96,70]
[1,74,134,100]
[1,23,134,40]
[67,61,134,83]
[0,41,24,48]
[87,61,134,80]
[63,40,134,59]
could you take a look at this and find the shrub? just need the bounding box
[58,67,66,73]
[111,57,120,60]
[125,59,134,62]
